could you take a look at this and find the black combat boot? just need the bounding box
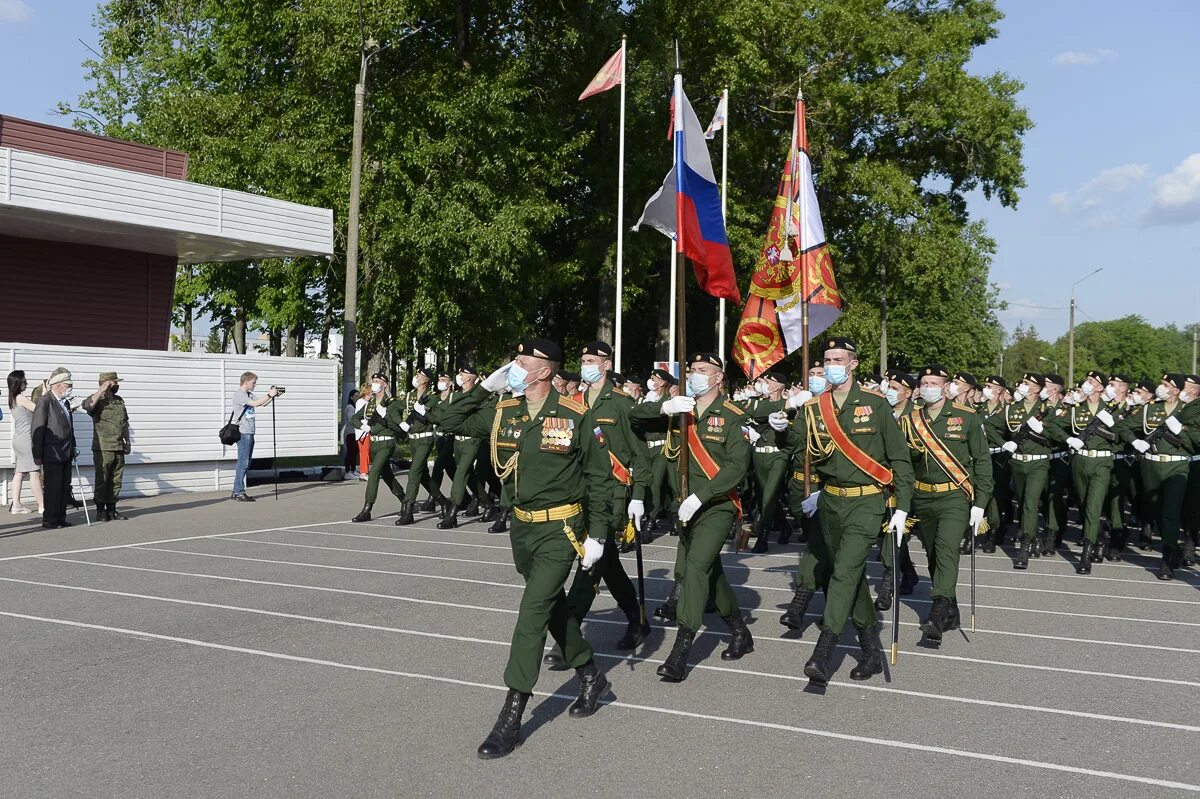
[720,613,754,661]
[780,585,815,630]
[542,644,568,671]
[108,503,128,521]
[803,628,839,685]
[1156,550,1175,581]
[653,581,680,621]
[1105,531,1125,561]
[981,528,997,554]
[488,508,509,534]
[480,497,499,522]
[436,500,458,530]
[777,516,793,546]
[615,608,651,650]
[418,496,437,513]
[351,503,372,523]
[1182,543,1198,567]
[1040,530,1056,557]
[874,568,895,611]
[899,560,919,596]
[920,596,952,641]
[1076,541,1093,574]
[945,598,961,632]
[849,625,884,680]
[1014,538,1031,570]
[1091,537,1106,563]
[656,627,695,682]
[463,497,480,518]
[477,689,530,759]
[568,660,610,717]
[394,502,416,526]
[750,521,769,554]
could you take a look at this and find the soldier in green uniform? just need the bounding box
[1102,374,1135,559]
[397,367,447,524]
[1000,373,1053,569]
[874,370,920,611]
[899,365,991,641]
[1041,374,1071,553]
[979,376,1011,552]
[631,353,754,682]
[783,338,914,685]
[350,374,406,522]
[1179,375,1200,566]
[1118,373,1196,580]
[434,339,614,759]
[1047,370,1122,573]
[438,367,484,529]
[81,372,131,521]
[642,368,681,540]
[746,370,790,552]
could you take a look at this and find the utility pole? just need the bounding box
[1068,267,1103,385]
[342,38,378,400]
[1193,325,1198,375]
[879,257,888,374]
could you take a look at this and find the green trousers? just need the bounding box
[450,437,483,506]
[1141,459,1188,554]
[752,450,789,531]
[1107,456,1134,536]
[649,450,680,517]
[818,492,884,634]
[1010,457,1050,542]
[880,532,915,572]
[505,512,594,693]
[404,435,444,502]
[912,490,969,600]
[787,477,828,592]
[92,449,125,505]
[675,501,740,632]
[1184,461,1200,542]
[565,492,639,621]
[1071,455,1113,544]
[1045,456,1070,535]
[986,454,1012,531]
[364,439,404,507]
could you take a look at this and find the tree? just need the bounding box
[203,326,225,354]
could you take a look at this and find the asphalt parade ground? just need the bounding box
[0,481,1197,798]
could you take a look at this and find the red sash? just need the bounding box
[688,423,743,515]
[817,391,894,486]
[910,409,973,500]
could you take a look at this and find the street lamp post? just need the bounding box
[1038,355,1058,376]
[1068,267,1104,386]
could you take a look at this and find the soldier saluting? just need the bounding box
[81,371,131,521]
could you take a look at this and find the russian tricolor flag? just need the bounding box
[634,75,740,305]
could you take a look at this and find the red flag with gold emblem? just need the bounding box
[732,95,842,378]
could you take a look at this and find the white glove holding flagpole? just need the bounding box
[661,396,696,416]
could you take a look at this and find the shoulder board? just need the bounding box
[804,397,820,408]
[952,402,978,414]
[611,386,628,397]
[861,388,884,398]
[497,398,521,409]
[723,401,746,416]
[558,396,587,414]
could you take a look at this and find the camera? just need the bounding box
[271,385,287,395]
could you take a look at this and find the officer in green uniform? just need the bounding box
[641,368,681,537]
[745,370,790,552]
[631,353,754,682]
[1041,374,1070,553]
[1118,373,1196,580]
[429,372,457,521]
[784,337,914,685]
[772,379,824,629]
[900,365,991,641]
[438,367,484,529]
[1102,374,1135,559]
[1000,373,1052,569]
[978,376,1011,552]
[81,372,131,521]
[397,366,447,524]
[874,369,920,610]
[1179,375,1200,566]
[350,373,406,522]
[434,339,614,759]
[1047,370,1122,572]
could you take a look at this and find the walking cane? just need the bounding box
[890,529,900,665]
[271,397,279,501]
[633,517,649,635]
[72,457,92,527]
[971,522,980,633]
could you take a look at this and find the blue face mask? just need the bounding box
[825,365,850,386]
[507,363,530,393]
[686,374,710,397]
[808,376,828,395]
[580,364,604,385]
[885,387,900,407]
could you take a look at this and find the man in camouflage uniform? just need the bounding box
[81,371,131,521]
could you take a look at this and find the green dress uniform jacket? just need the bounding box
[1117,400,1197,562]
[353,393,406,508]
[82,393,130,506]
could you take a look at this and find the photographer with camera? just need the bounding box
[228,371,282,502]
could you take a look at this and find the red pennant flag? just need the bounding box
[579,47,623,101]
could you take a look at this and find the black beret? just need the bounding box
[953,371,979,388]
[1163,373,1186,390]
[555,368,571,381]
[1136,379,1156,394]
[762,370,787,385]
[517,338,563,362]
[581,340,613,358]
[457,366,479,376]
[1045,374,1065,387]
[650,367,678,386]
[562,371,581,383]
[823,336,857,354]
[868,373,883,385]
[418,366,437,380]
[920,364,950,379]
[623,374,644,386]
[689,352,723,369]
[607,370,625,385]
[370,372,389,382]
[984,375,1007,389]
[438,371,452,379]
[1109,373,1131,385]
[890,372,917,390]
[1022,372,1045,387]
[1085,370,1107,384]
[1187,375,1200,387]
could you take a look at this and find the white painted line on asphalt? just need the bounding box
[2,574,1196,735]
[0,609,1195,794]
[35,552,1200,689]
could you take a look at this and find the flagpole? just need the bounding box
[673,50,690,501]
[792,78,813,500]
[718,87,729,360]
[614,35,627,372]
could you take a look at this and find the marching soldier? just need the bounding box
[979,376,1011,552]
[1041,374,1070,553]
[397,366,448,525]
[746,370,790,552]
[875,369,920,610]
[885,370,916,418]
[779,338,914,685]
[1103,374,1135,559]
[434,339,615,759]
[350,374,405,522]
[900,365,991,641]
[439,367,484,529]
[1000,373,1052,569]
[1181,375,1200,565]
[642,367,681,541]
[81,371,131,521]
[631,353,754,682]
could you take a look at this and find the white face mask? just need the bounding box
[1156,384,1171,401]
[371,382,383,394]
[1079,382,1094,397]
[1014,385,1029,401]
[455,374,466,387]
[437,379,450,392]
[982,387,996,402]
[919,385,945,405]
[1039,388,1050,400]
[1102,385,1117,402]
[946,382,961,399]
[411,377,421,389]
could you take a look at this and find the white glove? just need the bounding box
[413,402,427,417]
[1027,417,1044,434]
[1132,439,1150,454]
[482,361,514,393]
[801,490,820,517]
[1096,409,1114,427]
[969,506,985,535]
[1001,441,1018,453]
[746,427,762,444]
[1066,437,1084,451]
[627,499,645,531]
[661,396,696,416]
[357,422,370,438]
[677,493,702,524]
[887,510,908,546]
[644,390,660,403]
[768,411,789,432]
[1166,416,1183,435]
[580,536,605,570]
[399,421,411,433]
[786,390,813,410]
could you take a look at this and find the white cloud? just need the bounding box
[0,0,32,23]
[1053,48,1116,66]
[1049,163,1149,224]
[1144,153,1200,226]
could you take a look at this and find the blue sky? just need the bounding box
[3,0,1199,342]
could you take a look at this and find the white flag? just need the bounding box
[704,92,727,140]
